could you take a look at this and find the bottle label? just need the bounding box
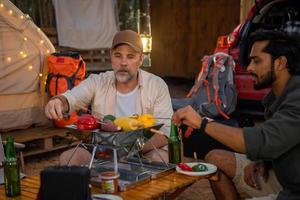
[102,180,115,193]
[4,160,21,197]
[168,142,181,164]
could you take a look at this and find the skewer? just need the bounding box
[193,152,198,160]
[150,128,166,136]
[153,117,171,120]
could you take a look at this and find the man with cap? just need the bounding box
[45,30,173,165]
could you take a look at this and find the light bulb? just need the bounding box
[46,49,50,54]
[39,73,43,77]
[22,54,28,58]
[28,65,33,70]
[19,51,24,55]
[8,10,13,15]
[20,15,24,20]
[39,40,44,44]
[7,57,11,62]
[23,37,27,41]
[0,4,4,8]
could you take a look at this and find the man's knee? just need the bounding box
[205,149,231,164]
[143,148,168,163]
[205,149,236,178]
[59,147,92,166]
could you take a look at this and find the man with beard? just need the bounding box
[172,30,300,200]
[45,30,173,165]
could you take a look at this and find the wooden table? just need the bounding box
[0,171,217,200]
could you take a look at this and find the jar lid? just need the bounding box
[99,171,120,180]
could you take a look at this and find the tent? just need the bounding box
[0,0,55,131]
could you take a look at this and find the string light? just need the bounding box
[0,1,52,80]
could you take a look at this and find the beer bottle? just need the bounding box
[4,136,21,197]
[168,123,181,164]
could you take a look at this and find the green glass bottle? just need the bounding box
[168,123,181,164]
[4,136,21,197]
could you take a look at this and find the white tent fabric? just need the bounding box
[52,0,118,49]
[0,0,55,131]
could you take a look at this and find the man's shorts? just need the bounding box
[232,153,282,200]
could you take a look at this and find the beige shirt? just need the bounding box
[62,69,173,136]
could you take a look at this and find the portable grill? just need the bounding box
[66,123,175,191]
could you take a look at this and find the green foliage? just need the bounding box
[118,0,140,31]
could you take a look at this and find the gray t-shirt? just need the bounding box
[243,76,300,197]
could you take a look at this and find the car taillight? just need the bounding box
[216,35,230,49]
[215,31,238,49]
[214,23,242,53]
[227,33,237,46]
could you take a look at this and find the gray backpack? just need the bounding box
[172,52,237,119]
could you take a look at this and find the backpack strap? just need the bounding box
[187,55,213,98]
[45,73,54,94]
[212,53,230,119]
[196,55,211,82]
[45,73,74,96]
[70,58,85,85]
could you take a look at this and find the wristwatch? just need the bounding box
[199,117,213,133]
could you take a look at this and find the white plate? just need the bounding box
[176,162,217,176]
[92,194,123,200]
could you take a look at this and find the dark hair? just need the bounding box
[250,30,300,75]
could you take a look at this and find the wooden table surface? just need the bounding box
[0,171,217,200]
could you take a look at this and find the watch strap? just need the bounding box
[199,117,209,133]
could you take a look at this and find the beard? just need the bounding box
[114,68,134,83]
[253,64,276,90]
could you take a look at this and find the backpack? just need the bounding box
[46,51,86,127]
[172,52,237,119]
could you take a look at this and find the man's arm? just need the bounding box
[172,105,246,153]
[205,121,246,153]
[142,133,168,154]
[142,76,173,152]
[151,77,173,135]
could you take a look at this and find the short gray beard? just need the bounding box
[115,71,134,83]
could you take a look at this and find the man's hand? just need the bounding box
[172,105,202,129]
[44,98,65,120]
[244,161,266,190]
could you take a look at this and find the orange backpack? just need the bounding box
[46,52,86,127]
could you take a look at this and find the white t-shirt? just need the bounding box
[115,87,138,117]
